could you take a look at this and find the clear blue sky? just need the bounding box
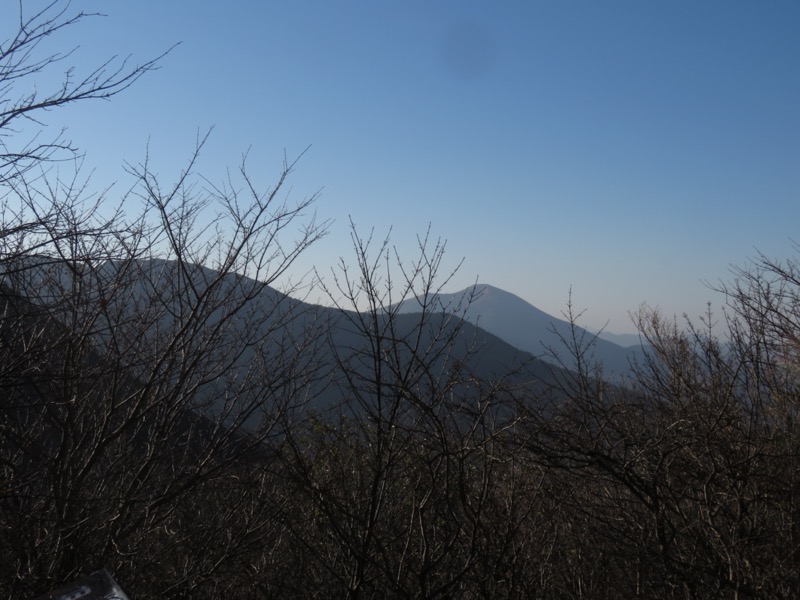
[12,1,800,332]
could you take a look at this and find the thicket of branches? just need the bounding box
[2,3,800,599]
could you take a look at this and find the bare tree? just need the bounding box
[1,1,169,186]
[515,262,800,598]
[1,3,329,597]
[274,223,528,598]
[0,138,327,597]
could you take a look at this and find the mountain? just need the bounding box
[394,284,645,375]
[4,258,561,422]
[592,329,644,348]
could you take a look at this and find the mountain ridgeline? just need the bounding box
[6,253,800,598]
[394,283,646,375]
[2,258,559,421]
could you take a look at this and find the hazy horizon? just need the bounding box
[13,1,799,333]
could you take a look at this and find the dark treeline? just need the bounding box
[4,239,800,600]
[2,4,800,598]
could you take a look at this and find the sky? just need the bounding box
[6,1,800,332]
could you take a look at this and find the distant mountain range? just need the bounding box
[7,257,639,425]
[591,329,643,348]
[394,284,645,375]
[5,258,564,421]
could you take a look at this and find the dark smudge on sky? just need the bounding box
[440,19,496,80]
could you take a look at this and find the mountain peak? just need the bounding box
[396,283,643,373]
